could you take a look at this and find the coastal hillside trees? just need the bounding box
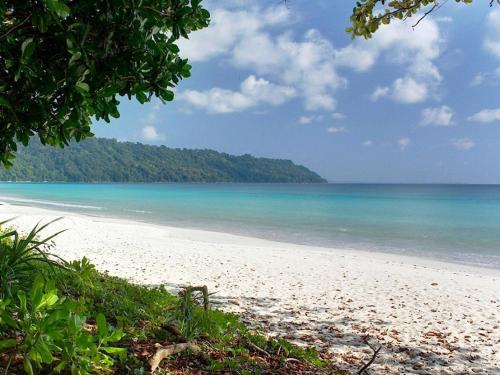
[0,0,210,166]
[0,138,326,183]
[348,0,499,38]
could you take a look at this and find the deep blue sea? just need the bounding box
[1,183,499,268]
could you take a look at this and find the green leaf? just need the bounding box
[107,329,125,342]
[0,339,17,350]
[45,0,71,17]
[68,51,82,66]
[102,346,127,361]
[21,38,35,61]
[39,291,58,309]
[0,96,10,108]
[160,90,174,101]
[167,44,180,53]
[96,313,108,338]
[23,358,34,375]
[75,81,90,95]
[17,291,27,315]
[36,340,55,363]
[101,85,117,97]
[135,91,147,104]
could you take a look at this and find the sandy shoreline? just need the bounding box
[0,203,499,374]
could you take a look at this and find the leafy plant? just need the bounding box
[0,277,125,375]
[0,218,65,299]
[176,287,200,339]
[63,256,96,294]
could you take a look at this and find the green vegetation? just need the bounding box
[0,223,335,374]
[348,0,498,39]
[0,0,209,166]
[0,138,326,183]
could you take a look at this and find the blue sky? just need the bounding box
[93,0,500,183]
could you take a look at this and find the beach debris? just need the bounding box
[149,342,200,373]
[179,285,210,311]
[357,338,382,374]
[247,341,271,357]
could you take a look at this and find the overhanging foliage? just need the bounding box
[0,0,210,166]
[348,0,499,38]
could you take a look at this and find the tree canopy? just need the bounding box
[348,0,499,38]
[0,0,209,166]
[0,137,326,183]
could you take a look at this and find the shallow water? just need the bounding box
[1,182,499,268]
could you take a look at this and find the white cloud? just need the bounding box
[233,29,345,111]
[179,6,345,112]
[179,5,444,113]
[470,72,487,86]
[327,126,346,133]
[180,89,252,113]
[372,78,428,103]
[334,44,378,72]
[398,137,411,150]
[298,116,313,125]
[142,126,163,141]
[434,16,452,23]
[297,115,325,124]
[420,105,454,127]
[470,68,500,87]
[338,16,443,104]
[362,140,373,146]
[140,101,165,141]
[331,112,346,120]
[179,75,296,113]
[391,77,429,103]
[467,108,500,123]
[371,86,390,101]
[241,75,296,105]
[177,6,291,62]
[451,138,475,151]
[485,9,500,59]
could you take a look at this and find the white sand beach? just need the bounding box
[1,203,499,374]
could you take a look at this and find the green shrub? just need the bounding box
[0,218,65,299]
[0,277,125,374]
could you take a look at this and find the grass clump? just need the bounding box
[0,221,334,374]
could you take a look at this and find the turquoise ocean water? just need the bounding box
[1,183,499,269]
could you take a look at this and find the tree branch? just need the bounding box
[358,338,382,374]
[412,2,438,28]
[0,15,31,40]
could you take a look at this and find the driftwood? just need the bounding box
[180,285,210,311]
[149,342,200,373]
[247,341,271,357]
[358,338,382,374]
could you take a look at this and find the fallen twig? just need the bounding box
[247,341,270,357]
[358,338,382,374]
[149,342,200,373]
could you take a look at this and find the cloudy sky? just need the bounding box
[93,0,500,183]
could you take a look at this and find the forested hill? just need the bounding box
[0,138,326,183]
